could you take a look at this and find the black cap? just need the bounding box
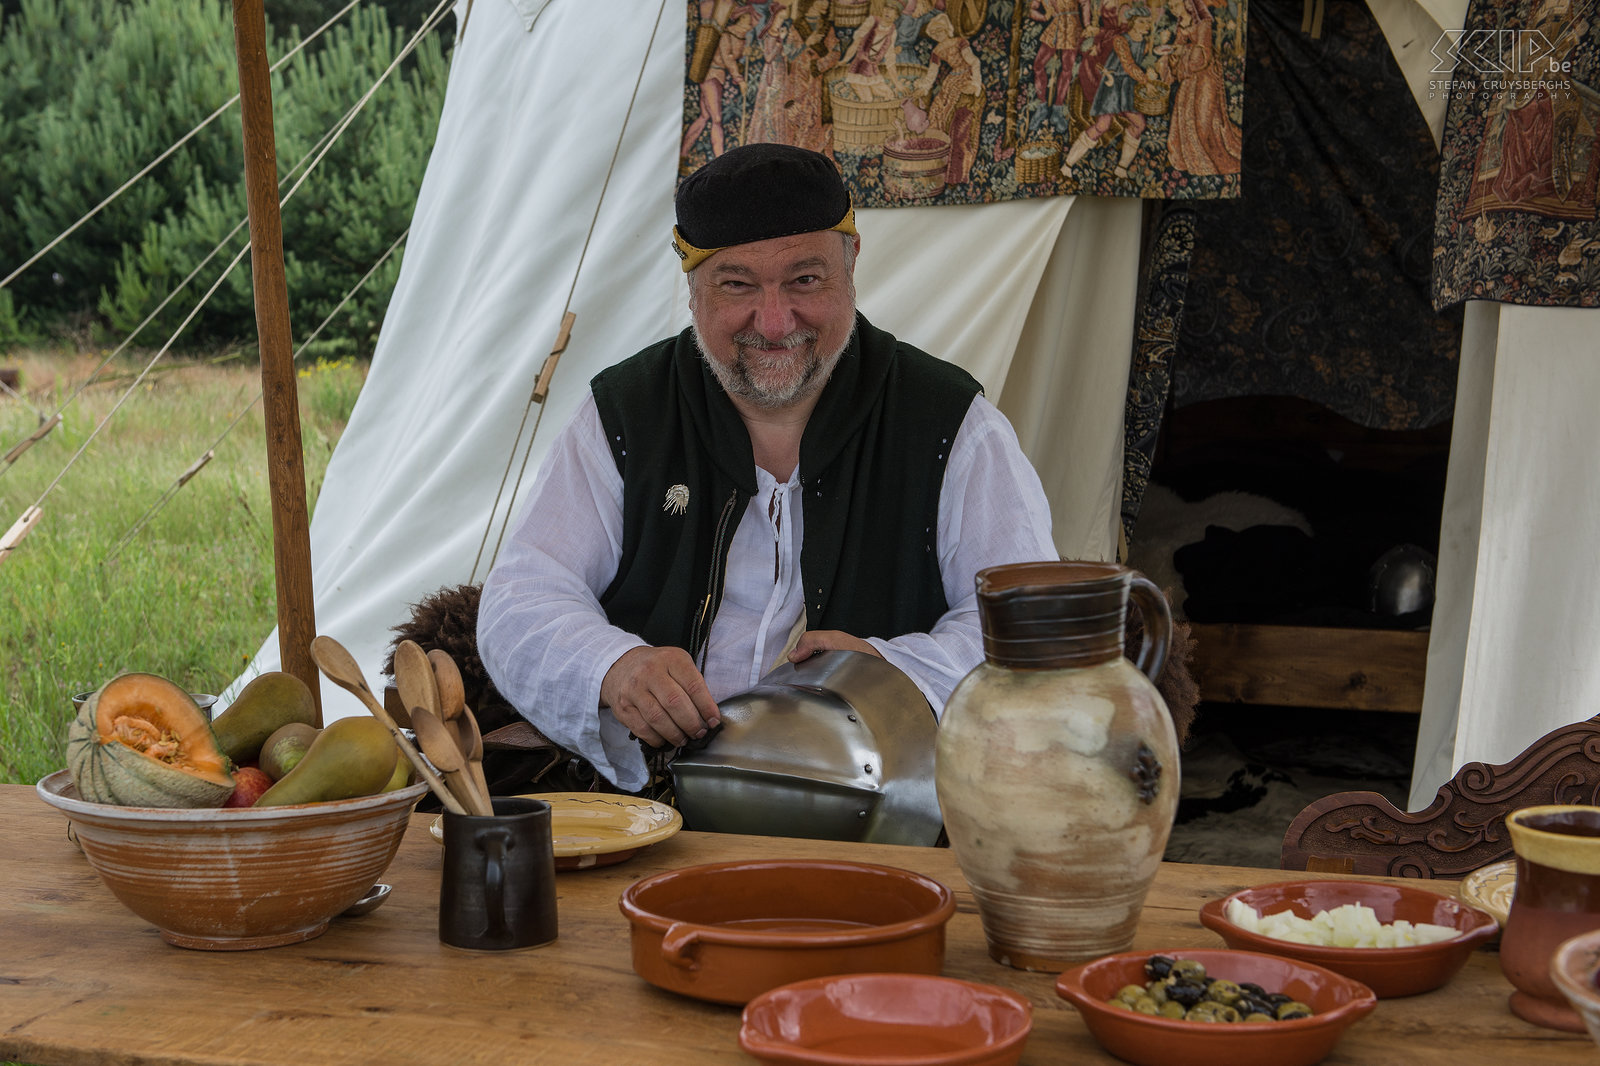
[672,143,855,270]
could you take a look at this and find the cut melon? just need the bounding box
[66,673,234,808]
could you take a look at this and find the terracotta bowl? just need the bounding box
[740,973,1032,1066]
[1056,948,1377,1066]
[1551,929,1600,1049]
[37,769,427,950]
[1198,878,1498,997]
[619,859,955,1005]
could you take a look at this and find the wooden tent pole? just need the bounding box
[230,0,322,724]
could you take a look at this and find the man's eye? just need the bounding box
[793,275,820,286]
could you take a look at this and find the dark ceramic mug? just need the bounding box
[439,796,558,951]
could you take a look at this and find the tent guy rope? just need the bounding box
[104,226,411,565]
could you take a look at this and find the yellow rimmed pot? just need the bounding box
[1501,804,1600,1030]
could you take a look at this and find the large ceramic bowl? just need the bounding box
[1551,928,1600,1049]
[1056,948,1377,1066]
[619,859,955,1005]
[1198,878,1498,997]
[740,973,1032,1066]
[37,770,427,950]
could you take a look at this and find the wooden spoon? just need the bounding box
[393,640,441,723]
[428,649,466,723]
[308,634,466,815]
[411,706,491,816]
[455,706,491,810]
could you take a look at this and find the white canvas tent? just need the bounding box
[237,0,1599,811]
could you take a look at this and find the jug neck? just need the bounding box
[976,561,1130,670]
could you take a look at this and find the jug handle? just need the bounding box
[1127,570,1171,683]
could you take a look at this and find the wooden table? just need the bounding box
[2,783,1592,1065]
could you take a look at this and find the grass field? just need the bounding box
[0,348,364,788]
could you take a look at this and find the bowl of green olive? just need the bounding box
[1055,948,1377,1066]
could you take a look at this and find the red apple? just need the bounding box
[223,766,274,808]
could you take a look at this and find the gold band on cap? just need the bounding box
[671,207,858,273]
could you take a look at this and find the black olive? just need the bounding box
[1239,981,1267,997]
[1165,979,1208,1008]
[1238,995,1275,1017]
[1144,955,1176,980]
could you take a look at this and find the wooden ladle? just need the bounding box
[411,706,491,816]
[308,634,466,815]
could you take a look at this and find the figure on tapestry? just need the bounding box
[912,22,985,184]
[1433,0,1600,308]
[682,2,757,162]
[1464,0,1598,219]
[1060,4,1161,179]
[1160,0,1242,176]
[748,1,841,154]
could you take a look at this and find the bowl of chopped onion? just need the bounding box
[1199,879,1500,997]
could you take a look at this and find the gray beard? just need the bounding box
[692,320,854,410]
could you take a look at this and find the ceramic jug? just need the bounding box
[1500,804,1600,1030]
[935,560,1179,971]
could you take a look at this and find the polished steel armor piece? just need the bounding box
[669,650,943,846]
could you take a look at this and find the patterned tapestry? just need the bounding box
[1432,0,1600,308]
[679,0,1247,204]
[1122,205,1194,541]
[1167,0,1462,431]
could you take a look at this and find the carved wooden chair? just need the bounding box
[1280,715,1600,879]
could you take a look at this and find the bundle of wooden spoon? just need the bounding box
[393,639,494,816]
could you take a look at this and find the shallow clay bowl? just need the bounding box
[37,770,427,950]
[1056,947,1376,1066]
[740,973,1032,1066]
[1551,928,1600,1049]
[1198,879,1499,997]
[619,859,955,1005]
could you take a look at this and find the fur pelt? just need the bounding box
[384,583,502,712]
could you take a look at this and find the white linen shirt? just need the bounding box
[477,390,1057,791]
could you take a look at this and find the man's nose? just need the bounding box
[752,290,798,339]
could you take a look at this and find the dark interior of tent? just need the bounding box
[1121,0,1462,864]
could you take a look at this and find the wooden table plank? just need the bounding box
[1,784,1591,1065]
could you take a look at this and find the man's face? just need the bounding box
[689,229,858,410]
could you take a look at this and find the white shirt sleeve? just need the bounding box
[476,395,652,791]
[865,394,1058,715]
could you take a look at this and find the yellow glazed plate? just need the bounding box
[1458,859,1516,928]
[430,792,682,870]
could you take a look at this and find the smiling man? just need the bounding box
[477,143,1057,793]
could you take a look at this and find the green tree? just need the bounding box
[0,0,449,355]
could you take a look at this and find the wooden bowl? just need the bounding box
[740,973,1032,1065]
[1198,879,1498,997]
[1551,929,1600,1049]
[619,859,955,1005]
[36,770,427,950]
[1056,948,1376,1066]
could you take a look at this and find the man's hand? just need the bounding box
[788,630,883,662]
[600,646,721,749]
